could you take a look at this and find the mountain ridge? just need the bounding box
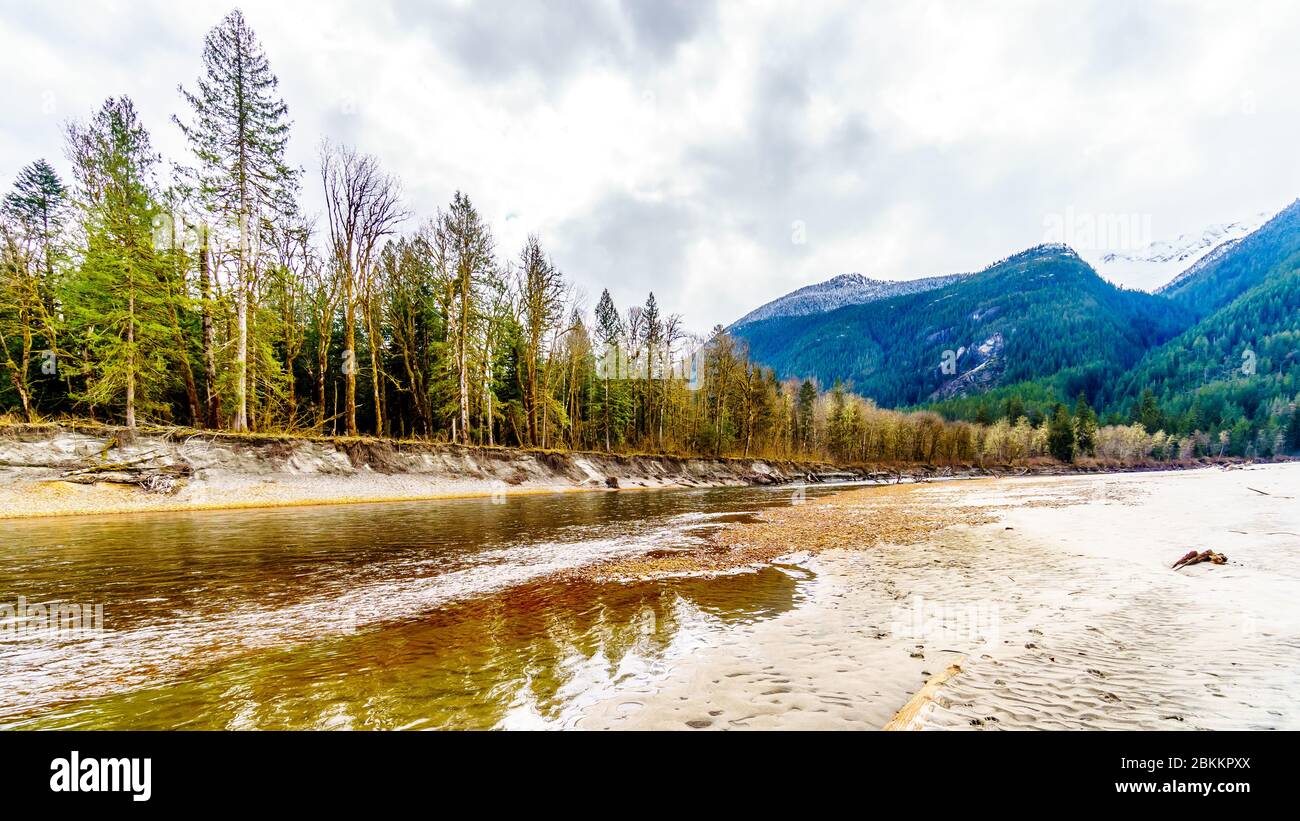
[732,270,968,327]
[732,242,1188,407]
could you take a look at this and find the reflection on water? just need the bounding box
[0,483,846,729]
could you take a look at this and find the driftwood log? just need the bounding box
[58,449,191,494]
[1172,549,1228,570]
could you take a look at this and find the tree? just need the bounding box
[4,159,67,291]
[1005,394,1025,424]
[1048,403,1075,462]
[439,192,495,444]
[702,325,741,456]
[64,97,170,428]
[382,237,433,436]
[320,141,404,436]
[1287,405,1300,453]
[1,160,67,420]
[176,9,299,431]
[642,292,664,446]
[1074,392,1098,457]
[266,217,314,426]
[515,235,563,447]
[593,288,622,451]
[797,379,818,452]
[1136,388,1162,434]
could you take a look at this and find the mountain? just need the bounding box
[728,200,1300,457]
[1087,212,1271,292]
[732,271,968,326]
[1157,199,1300,317]
[732,244,1190,408]
[1104,213,1300,446]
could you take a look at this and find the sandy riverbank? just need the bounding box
[575,463,1300,730]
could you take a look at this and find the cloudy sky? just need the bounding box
[3,0,1300,331]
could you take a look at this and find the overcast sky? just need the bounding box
[3,0,1300,331]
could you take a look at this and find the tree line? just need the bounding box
[0,9,987,466]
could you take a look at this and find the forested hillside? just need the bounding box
[1104,263,1300,456]
[733,245,1188,407]
[732,218,1300,460]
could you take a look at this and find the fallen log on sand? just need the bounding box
[1172,549,1227,570]
[884,661,965,730]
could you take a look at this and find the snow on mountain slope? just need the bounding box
[1085,212,1271,292]
[732,271,968,327]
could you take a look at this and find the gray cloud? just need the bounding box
[549,190,699,312]
[2,0,1299,334]
[396,0,716,85]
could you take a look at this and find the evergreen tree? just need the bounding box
[797,379,817,451]
[64,97,171,428]
[1074,392,1098,456]
[1005,394,1025,423]
[642,292,663,443]
[593,288,622,451]
[176,9,298,431]
[442,191,494,444]
[1048,402,1075,462]
[1136,388,1162,434]
[1,159,68,419]
[1287,405,1300,453]
[3,159,67,288]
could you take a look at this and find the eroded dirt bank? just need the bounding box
[0,423,850,519]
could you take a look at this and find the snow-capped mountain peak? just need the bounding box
[732,271,967,326]
[1085,212,1272,292]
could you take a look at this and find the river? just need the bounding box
[0,481,851,729]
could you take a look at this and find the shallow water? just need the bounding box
[0,482,848,729]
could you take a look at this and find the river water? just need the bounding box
[0,482,851,729]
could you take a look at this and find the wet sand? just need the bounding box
[576,464,1300,730]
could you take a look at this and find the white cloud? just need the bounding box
[2,0,1299,333]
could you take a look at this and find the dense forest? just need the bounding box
[3,11,1295,468]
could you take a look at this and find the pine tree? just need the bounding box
[1,159,68,419]
[594,288,623,451]
[1286,405,1300,453]
[3,159,67,289]
[1005,394,1026,424]
[176,9,298,431]
[1137,388,1162,434]
[642,292,663,443]
[64,97,171,428]
[797,379,818,452]
[1048,402,1075,462]
[1074,392,1098,456]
